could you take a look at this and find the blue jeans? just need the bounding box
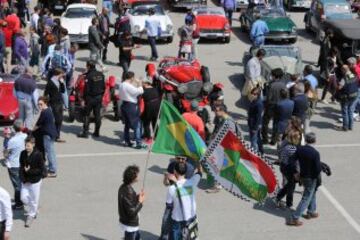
[159,206,172,240]
[124,121,142,146]
[253,36,265,47]
[171,220,186,240]
[292,178,317,220]
[102,1,113,18]
[18,97,34,129]
[124,231,140,240]
[340,97,357,130]
[8,168,22,206]
[356,89,360,113]
[43,135,57,173]
[250,129,263,154]
[148,37,158,59]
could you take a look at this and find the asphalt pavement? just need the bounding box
[0,1,360,239]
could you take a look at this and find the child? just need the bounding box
[2,127,11,159]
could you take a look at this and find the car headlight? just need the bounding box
[166,24,173,32]
[178,84,188,94]
[203,82,213,93]
[134,25,140,33]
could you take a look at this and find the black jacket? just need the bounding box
[118,184,142,227]
[19,150,44,184]
[44,79,65,106]
[84,69,105,98]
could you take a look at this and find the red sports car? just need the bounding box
[0,74,19,124]
[193,7,231,43]
[146,57,212,112]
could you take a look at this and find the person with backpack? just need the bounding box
[336,64,359,131]
[41,44,71,81]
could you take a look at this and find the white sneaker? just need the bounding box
[320,100,329,104]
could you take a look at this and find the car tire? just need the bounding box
[201,66,210,82]
[68,102,75,123]
[224,36,230,43]
[289,37,297,44]
[167,36,173,43]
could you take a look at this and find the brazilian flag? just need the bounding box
[151,100,206,160]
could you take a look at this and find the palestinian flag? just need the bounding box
[152,100,206,161]
[203,120,277,201]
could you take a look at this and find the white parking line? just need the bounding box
[316,143,360,149]
[320,186,360,234]
[58,151,148,158]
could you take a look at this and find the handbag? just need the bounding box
[175,184,199,240]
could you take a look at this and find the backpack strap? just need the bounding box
[174,183,186,221]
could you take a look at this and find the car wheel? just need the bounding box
[201,66,210,82]
[224,36,230,43]
[68,102,75,123]
[167,36,173,43]
[289,37,297,44]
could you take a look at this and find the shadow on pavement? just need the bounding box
[228,73,248,110]
[140,230,160,240]
[148,165,167,175]
[231,26,252,45]
[310,121,335,130]
[81,233,106,240]
[253,198,291,220]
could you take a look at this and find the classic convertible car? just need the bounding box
[0,74,19,124]
[126,2,174,43]
[193,7,231,43]
[61,3,98,43]
[242,45,303,82]
[241,5,297,43]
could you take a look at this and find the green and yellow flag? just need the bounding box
[151,100,206,160]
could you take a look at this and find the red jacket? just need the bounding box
[2,26,13,47]
[5,14,20,34]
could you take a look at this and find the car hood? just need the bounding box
[326,13,354,20]
[196,15,227,29]
[0,83,18,116]
[61,17,92,35]
[262,56,302,75]
[165,65,203,83]
[129,15,172,31]
[263,17,296,31]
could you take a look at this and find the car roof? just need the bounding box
[316,0,348,4]
[193,7,225,14]
[66,3,97,9]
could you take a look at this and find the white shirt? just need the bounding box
[0,187,13,232]
[6,132,27,168]
[31,13,40,31]
[119,81,144,104]
[245,57,261,81]
[166,173,201,222]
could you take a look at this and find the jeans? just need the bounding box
[102,1,113,18]
[253,36,265,47]
[18,97,34,129]
[21,180,42,217]
[340,97,357,130]
[8,168,22,206]
[224,9,233,26]
[43,135,57,173]
[62,88,69,109]
[292,178,317,220]
[171,220,186,240]
[124,120,142,146]
[356,89,360,113]
[90,49,104,68]
[120,58,131,81]
[148,36,158,59]
[250,129,263,153]
[124,231,140,240]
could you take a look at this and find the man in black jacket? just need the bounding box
[88,17,105,72]
[78,61,105,138]
[118,165,145,240]
[44,68,66,142]
[287,132,321,227]
[98,7,112,62]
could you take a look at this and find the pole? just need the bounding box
[141,98,164,189]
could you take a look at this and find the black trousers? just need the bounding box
[261,104,276,142]
[83,96,102,134]
[225,9,234,26]
[120,58,131,81]
[148,36,158,59]
[51,103,63,139]
[276,165,296,207]
[142,110,157,139]
[0,220,5,240]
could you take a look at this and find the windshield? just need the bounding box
[196,8,225,15]
[130,5,164,16]
[260,7,286,17]
[263,47,300,59]
[325,3,352,15]
[64,8,97,18]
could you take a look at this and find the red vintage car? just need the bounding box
[68,74,121,122]
[193,7,231,43]
[146,57,212,112]
[0,74,19,124]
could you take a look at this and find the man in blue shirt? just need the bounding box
[145,8,160,61]
[221,0,236,26]
[250,13,269,47]
[5,120,27,209]
[303,65,318,90]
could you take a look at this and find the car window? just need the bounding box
[129,5,164,16]
[260,7,286,17]
[264,47,300,59]
[325,3,352,14]
[64,8,97,18]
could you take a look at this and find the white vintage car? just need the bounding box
[126,2,174,43]
[61,4,98,44]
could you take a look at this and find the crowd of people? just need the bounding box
[0,0,359,239]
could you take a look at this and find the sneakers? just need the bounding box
[135,143,147,149]
[47,172,57,178]
[302,212,319,219]
[77,132,89,138]
[205,185,222,194]
[25,216,35,228]
[286,218,303,227]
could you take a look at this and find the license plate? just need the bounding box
[54,5,64,10]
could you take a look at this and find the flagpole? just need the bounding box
[142,97,164,190]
